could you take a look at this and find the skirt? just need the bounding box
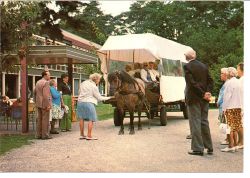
[77,102,97,122]
[51,104,63,120]
[225,108,243,132]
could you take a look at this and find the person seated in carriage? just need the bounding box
[148,61,160,82]
[123,63,145,95]
[140,62,160,93]
[125,64,135,77]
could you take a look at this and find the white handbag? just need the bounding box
[219,114,230,134]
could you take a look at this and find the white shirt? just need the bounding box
[140,69,158,82]
[222,77,242,111]
[78,80,110,105]
[149,69,159,81]
[239,76,244,111]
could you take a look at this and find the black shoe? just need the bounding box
[186,134,192,139]
[50,130,59,134]
[188,151,204,156]
[42,136,52,140]
[207,149,213,155]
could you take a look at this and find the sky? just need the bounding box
[47,1,134,16]
[99,0,134,16]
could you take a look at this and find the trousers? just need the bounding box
[187,100,213,151]
[36,108,50,138]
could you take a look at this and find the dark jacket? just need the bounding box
[183,59,213,104]
[60,82,72,95]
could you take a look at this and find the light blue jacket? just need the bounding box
[50,86,61,106]
[217,83,226,114]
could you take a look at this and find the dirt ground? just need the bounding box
[0,110,243,172]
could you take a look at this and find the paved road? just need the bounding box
[0,110,243,172]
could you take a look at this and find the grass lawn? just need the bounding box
[96,103,114,121]
[0,135,34,156]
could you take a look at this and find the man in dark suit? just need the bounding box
[183,48,213,156]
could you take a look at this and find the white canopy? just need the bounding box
[98,33,191,74]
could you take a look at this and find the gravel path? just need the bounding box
[0,110,243,172]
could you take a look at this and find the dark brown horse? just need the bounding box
[108,70,148,135]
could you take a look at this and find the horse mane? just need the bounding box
[119,70,136,85]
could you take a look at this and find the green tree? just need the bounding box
[60,1,114,45]
[112,1,243,96]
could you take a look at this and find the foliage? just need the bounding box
[0,135,34,155]
[1,1,244,96]
[1,1,40,53]
[113,1,243,96]
[60,1,114,45]
[96,103,114,120]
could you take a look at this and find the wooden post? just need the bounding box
[68,58,73,88]
[19,48,28,133]
[67,58,76,121]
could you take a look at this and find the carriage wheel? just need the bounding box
[180,102,188,120]
[160,106,167,126]
[114,108,121,126]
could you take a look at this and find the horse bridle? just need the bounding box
[114,71,123,93]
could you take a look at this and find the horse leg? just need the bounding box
[129,111,135,135]
[118,108,125,135]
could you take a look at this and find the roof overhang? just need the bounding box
[1,45,98,65]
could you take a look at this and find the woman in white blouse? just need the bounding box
[77,73,111,140]
[237,62,244,149]
[221,67,243,152]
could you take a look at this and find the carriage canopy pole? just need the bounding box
[104,51,108,96]
[132,50,135,64]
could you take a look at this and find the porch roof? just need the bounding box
[1,45,98,65]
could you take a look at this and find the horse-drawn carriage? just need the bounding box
[98,33,191,134]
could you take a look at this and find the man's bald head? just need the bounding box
[184,48,196,61]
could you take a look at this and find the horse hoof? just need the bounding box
[129,130,135,135]
[118,130,124,135]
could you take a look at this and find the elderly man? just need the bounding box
[183,48,214,156]
[34,70,52,139]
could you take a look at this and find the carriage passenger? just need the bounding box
[125,64,135,77]
[140,62,153,83]
[149,61,160,82]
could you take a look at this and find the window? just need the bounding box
[61,65,66,71]
[74,79,79,96]
[5,74,18,99]
[56,65,61,70]
[162,59,183,77]
[109,60,132,73]
[51,65,57,70]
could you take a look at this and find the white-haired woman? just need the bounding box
[221,67,243,152]
[77,73,111,140]
[217,68,229,145]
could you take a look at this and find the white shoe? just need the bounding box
[221,147,236,152]
[237,145,244,149]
